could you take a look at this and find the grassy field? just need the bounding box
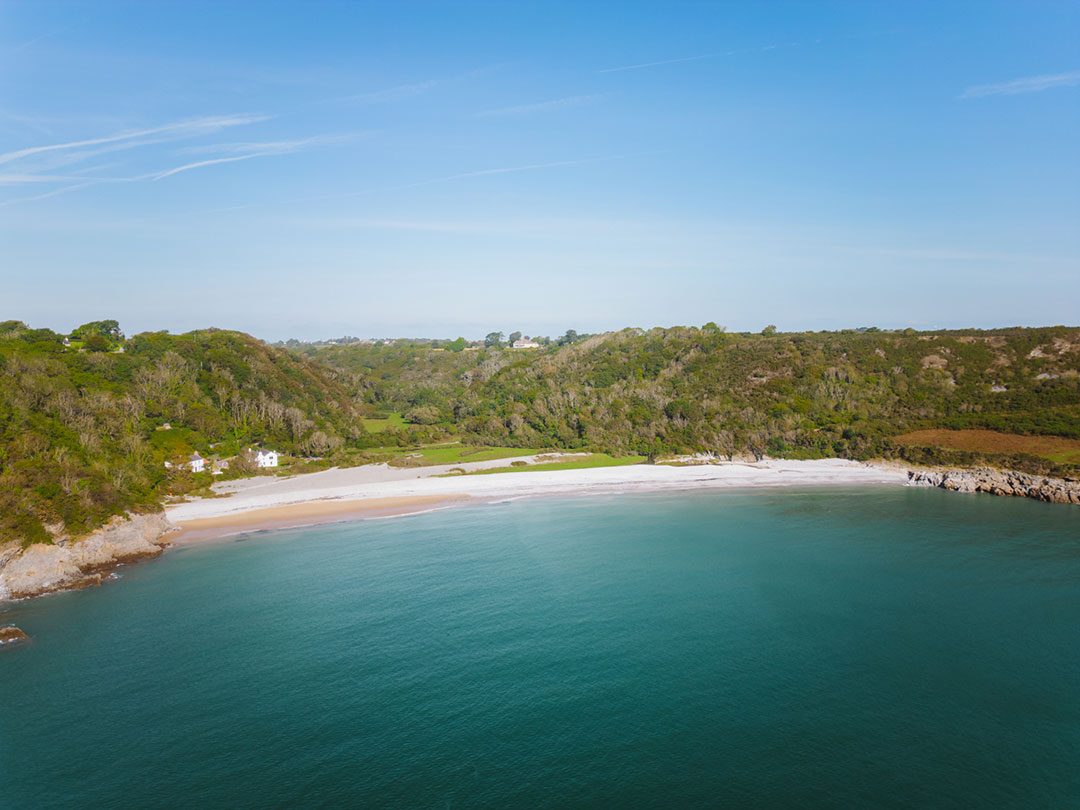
[421,445,538,464]
[894,429,1080,466]
[342,443,540,468]
[450,453,645,476]
[361,413,407,432]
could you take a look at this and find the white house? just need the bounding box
[189,452,206,473]
[254,449,279,468]
[512,338,540,349]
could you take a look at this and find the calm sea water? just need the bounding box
[2,487,1079,809]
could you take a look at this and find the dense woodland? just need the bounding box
[300,325,1080,460]
[3,319,1079,546]
[0,321,358,545]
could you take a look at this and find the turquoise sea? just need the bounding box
[2,487,1079,809]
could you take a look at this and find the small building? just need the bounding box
[512,338,540,349]
[189,452,206,473]
[211,459,229,476]
[254,449,279,468]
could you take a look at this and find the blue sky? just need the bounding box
[2,1,1077,340]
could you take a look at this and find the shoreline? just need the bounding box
[168,494,474,544]
[165,458,909,544]
[4,457,1076,603]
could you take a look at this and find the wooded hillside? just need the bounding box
[0,321,358,545]
[3,319,1078,546]
[303,325,1080,468]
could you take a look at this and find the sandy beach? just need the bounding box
[165,457,909,542]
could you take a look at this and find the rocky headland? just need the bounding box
[907,467,1080,504]
[0,512,177,601]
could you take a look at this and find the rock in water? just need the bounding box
[0,626,28,645]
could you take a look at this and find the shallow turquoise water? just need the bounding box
[2,487,1079,809]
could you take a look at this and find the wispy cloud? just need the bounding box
[0,114,271,166]
[344,78,447,104]
[334,66,496,104]
[176,134,360,156]
[1,127,355,204]
[476,94,605,117]
[148,135,357,180]
[0,173,90,185]
[599,52,722,74]
[145,154,269,181]
[960,70,1080,98]
[0,180,107,206]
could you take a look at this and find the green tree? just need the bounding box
[485,331,505,348]
[447,337,466,352]
[74,320,123,340]
[83,333,111,352]
[405,405,441,425]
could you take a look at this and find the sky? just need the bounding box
[2,0,1078,341]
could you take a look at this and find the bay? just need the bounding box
[2,487,1078,808]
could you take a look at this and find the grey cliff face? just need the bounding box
[907,467,1080,505]
[0,512,177,601]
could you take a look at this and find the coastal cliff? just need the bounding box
[0,512,177,601]
[907,467,1080,504]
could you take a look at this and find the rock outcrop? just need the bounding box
[907,467,1080,504]
[0,512,177,601]
[0,626,28,645]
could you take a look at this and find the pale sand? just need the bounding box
[168,494,472,544]
[166,458,908,542]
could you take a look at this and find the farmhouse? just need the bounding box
[189,452,206,473]
[254,449,279,468]
[512,338,541,349]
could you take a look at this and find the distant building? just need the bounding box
[189,452,206,473]
[254,449,279,468]
[211,459,229,476]
[163,460,173,470]
[512,338,540,349]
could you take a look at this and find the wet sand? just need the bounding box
[168,494,472,544]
